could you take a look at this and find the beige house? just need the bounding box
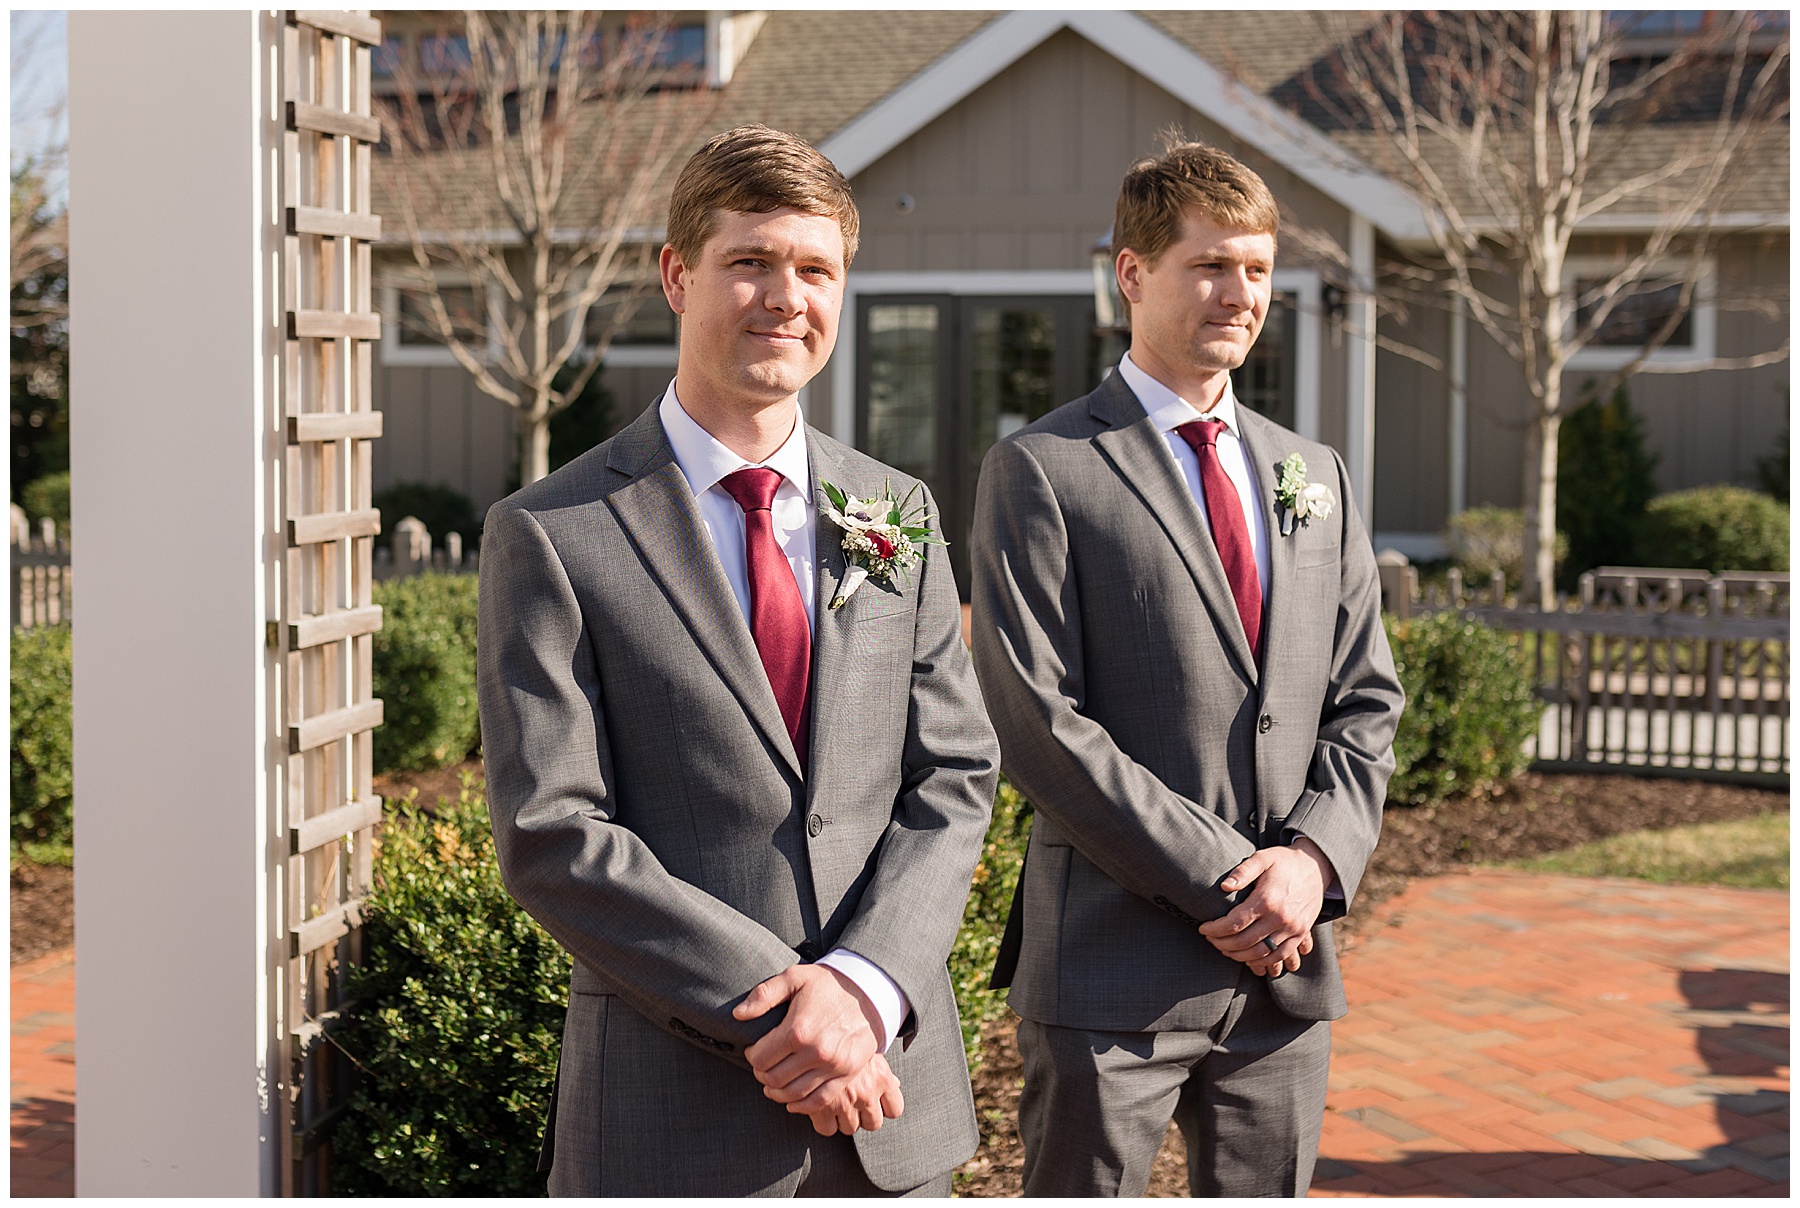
[369,10,1789,571]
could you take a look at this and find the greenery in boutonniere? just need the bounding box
[817,479,947,608]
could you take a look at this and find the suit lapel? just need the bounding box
[1236,412,1298,710]
[804,434,851,806]
[605,400,804,779]
[1088,375,1259,685]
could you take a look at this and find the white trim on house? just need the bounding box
[1345,215,1377,514]
[817,11,1431,242]
[1563,254,1718,371]
[601,345,680,369]
[831,267,1323,447]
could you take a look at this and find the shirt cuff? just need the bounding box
[1289,831,1344,900]
[816,948,911,1053]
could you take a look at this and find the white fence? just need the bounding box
[11,504,70,629]
[1380,555,1790,784]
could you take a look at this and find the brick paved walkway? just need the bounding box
[12,947,74,1197]
[11,869,1788,1197]
[1313,869,1789,1197]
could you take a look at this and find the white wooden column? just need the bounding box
[1345,214,1377,514]
[69,12,285,1195]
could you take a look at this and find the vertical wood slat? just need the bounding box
[278,12,382,1197]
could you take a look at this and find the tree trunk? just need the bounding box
[521,413,552,486]
[1521,399,1562,610]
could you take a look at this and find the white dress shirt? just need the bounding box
[1114,359,1340,898]
[1117,353,1269,601]
[660,384,912,1050]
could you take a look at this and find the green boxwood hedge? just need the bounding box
[1385,611,1542,805]
[11,624,73,864]
[1640,485,1789,574]
[329,785,570,1196]
[372,574,480,773]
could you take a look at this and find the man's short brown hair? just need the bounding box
[666,124,860,266]
[1113,138,1279,266]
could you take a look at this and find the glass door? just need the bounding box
[857,294,1100,595]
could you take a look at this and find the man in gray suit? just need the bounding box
[970,140,1403,1197]
[478,125,998,1197]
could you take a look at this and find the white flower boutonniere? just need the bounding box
[817,479,947,609]
[1274,453,1335,536]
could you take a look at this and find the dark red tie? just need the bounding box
[1176,419,1263,663]
[719,467,812,766]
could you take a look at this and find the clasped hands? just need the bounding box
[1197,837,1334,978]
[733,963,902,1137]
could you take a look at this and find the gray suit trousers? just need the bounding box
[1017,970,1330,1198]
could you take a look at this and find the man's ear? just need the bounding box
[1115,247,1143,307]
[659,243,687,316]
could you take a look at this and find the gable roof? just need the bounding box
[816,10,1433,241]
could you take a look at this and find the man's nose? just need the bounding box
[764,267,804,314]
[1218,268,1254,310]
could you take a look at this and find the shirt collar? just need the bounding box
[660,381,810,499]
[1117,352,1242,439]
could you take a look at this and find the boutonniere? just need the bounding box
[1274,453,1334,536]
[816,479,947,609]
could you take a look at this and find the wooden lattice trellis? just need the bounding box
[276,10,384,1195]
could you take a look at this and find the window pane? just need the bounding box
[1232,292,1295,426]
[372,36,403,79]
[1577,278,1694,347]
[865,304,939,484]
[420,35,470,75]
[586,289,678,347]
[398,286,482,347]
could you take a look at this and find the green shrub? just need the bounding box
[1640,485,1789,573]
[1445,506,1567,592]
[372,574,481,773]
[11,624,74,864]
[947,776,1031,1066]
[1557,383,1659,582]
[1385,612,1541,806]
[21,471,70,542]
[330,786,569,1196]
[373,482,482,550]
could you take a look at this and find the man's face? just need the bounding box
[1117,208,1274,378]
[661,206,846,410]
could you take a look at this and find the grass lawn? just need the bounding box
[1507,811,1789,889]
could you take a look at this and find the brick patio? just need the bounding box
[12,868,1789,1197]
[1313,869,1789,1197]
[11,947,74,1197]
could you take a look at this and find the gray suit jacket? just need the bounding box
[971,371,1402,1030]
[478,398,999,1194]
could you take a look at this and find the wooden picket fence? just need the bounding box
[11,506,70,629]
[1380,558,1790,784]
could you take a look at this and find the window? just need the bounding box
[396,286,484,348]
[584,288,678,348]
[1576,279,1694,348]
[419,35,471,75]
[1565,256,1716,369]
[372,36,403,79]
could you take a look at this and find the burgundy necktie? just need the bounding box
[1176,419,1263,663]
[719,467,812,767]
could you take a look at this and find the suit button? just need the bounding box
[1259,714,1273,734]
[808,813,824,837]
[795,941,822,961]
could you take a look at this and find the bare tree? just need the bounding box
[1298,11,1787,607]
[378,11,717,485]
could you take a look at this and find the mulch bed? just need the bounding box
[10,860,73,965]
[954,770,1789,1198]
